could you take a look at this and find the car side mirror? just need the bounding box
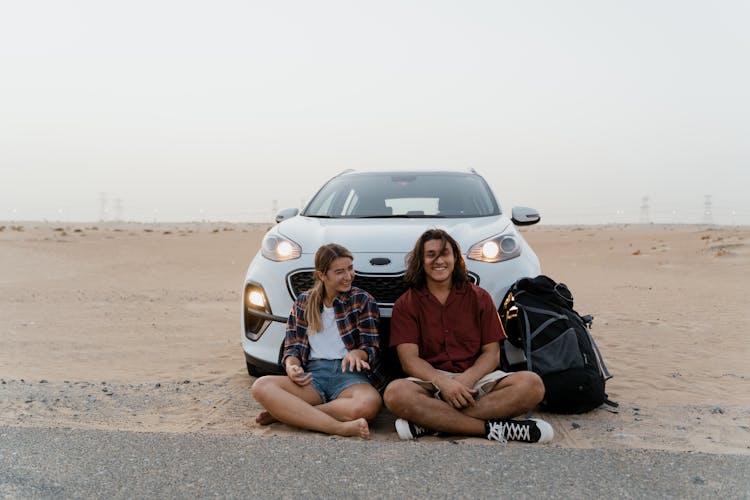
[511,206,541,226]
[275,208,299,223]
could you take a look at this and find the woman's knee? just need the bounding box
[338,385,382,419]
[352,393,383,420]
[251,375,277,401]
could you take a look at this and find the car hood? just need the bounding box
[275,216,513,254]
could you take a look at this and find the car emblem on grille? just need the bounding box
[370,257,391,266]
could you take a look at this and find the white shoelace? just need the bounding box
[487,421,531,443]
[412,424,430,438]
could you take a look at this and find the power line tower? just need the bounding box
[98,192,108,221]
[639,196,650,224]
[703,195,713,225]
[114,198,123,221]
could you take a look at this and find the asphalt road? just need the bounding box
[1,426,748,499]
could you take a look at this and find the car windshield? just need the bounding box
[303,172,501,218]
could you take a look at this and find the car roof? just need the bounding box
[334,167,481,178]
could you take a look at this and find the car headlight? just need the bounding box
[244,283,270,336]
[467,233,521,263]
[261,234,302,262]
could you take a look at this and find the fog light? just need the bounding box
[248,290,265,308]
[244,283,270,336]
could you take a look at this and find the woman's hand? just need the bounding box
[342,350,370,373]
[285,359,312,386]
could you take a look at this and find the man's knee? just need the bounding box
[383,379,415,411]
[511,370,545,404]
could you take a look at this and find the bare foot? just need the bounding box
[339,418,370,439]
[255,411,278,425]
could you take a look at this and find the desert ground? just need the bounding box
[1,221,748,454]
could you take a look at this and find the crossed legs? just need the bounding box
[383,370,544,436]
[252,375,381,439]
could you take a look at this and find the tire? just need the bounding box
[246,361,262,377]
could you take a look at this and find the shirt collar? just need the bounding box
[415,282,467,297]
[330,287,354,306]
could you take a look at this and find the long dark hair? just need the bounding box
[404,228,468,289]
[305,243,353,333]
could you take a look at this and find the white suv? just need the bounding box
[241,168,541,376]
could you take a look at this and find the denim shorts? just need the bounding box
[306,358,373,403]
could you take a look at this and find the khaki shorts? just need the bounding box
[407,369,511,401]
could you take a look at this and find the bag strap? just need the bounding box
[523,308,533,373]
[584,324,613,381]
[515,303,569,342]
[523,310,533,420]
[553,282,574,307]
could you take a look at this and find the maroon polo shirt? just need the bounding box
[390,282,506,373]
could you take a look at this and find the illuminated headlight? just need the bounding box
[261,234,302,262]
[245,283,270,335]
[467,234,521,263]
[247,289,266,308]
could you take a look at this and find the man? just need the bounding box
[383,229,553,443]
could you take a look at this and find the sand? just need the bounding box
[1,221,748,454]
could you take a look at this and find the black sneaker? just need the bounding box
[485,418,554,443]
[395,418,435,440]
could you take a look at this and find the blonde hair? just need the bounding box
[305,243,354,333]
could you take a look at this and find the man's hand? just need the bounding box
[435,375,477,410]
[342,349,370,373]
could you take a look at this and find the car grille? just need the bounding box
[287,270,478,306]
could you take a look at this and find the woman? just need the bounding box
[252,243,384,439]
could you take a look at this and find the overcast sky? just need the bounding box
[2,0,748,225]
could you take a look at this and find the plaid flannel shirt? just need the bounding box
[282,286,386,391]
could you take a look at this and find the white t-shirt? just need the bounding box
[309,306,348,360]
